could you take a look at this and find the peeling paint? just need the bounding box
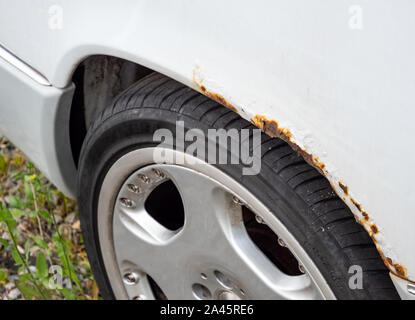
[370,224,379,234]
[199,85,238,113]
[361,211,370,222]
[250,114,327,175]
[394,264,408,278]
[345,193,408,278]
[250,115,293,141]
[193,67,238,113]
[377,248,408,279]
[338,181,349,195]
[351,198,363,212]
[191,67,408,281]
[250,116,409,281]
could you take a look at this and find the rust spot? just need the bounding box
[310,156,326,172]
[349,198,374,229]
[381,253,393,269]
[361,210,370,222]
[196,84,238,113]
[370,224,379,234]
[251,115,293,140]
[338,181,349,195]
[351,198,362,212]
[375,246,408,279]
[394,264,408,278]
[191,74,410,280]
[377,250,408,280]
[251,115,329,176]
[250,114,410,280]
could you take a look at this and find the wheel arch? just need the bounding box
[68,55,154,167]
[64,53,410,289]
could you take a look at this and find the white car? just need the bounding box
[0,1,413,300]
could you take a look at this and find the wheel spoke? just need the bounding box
[208,226,322,299]
[158,165,322,299]
[161,165,229,252]
[113,206,195,299]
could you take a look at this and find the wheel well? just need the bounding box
[67,61,400,286]
[69,55,153,167]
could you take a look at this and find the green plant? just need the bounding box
[0,138,98,300]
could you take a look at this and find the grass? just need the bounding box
[0,136,98,300]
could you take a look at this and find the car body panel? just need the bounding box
[0,0,414,289]
[0,51,76,197]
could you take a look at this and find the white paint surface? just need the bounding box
[0,0,414,282]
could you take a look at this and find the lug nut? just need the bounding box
[152,169,165,178]
[123,272,139,285]
[132,295,145,300]
[127,184,141,194]
[299,264,306,274]
[277,237,286,247]
[120,198,134,208]
[232,196,244,205]
[138,174,150,184]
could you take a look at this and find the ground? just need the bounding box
[0,135,98,300]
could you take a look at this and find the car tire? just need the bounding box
[78,72,399,300]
